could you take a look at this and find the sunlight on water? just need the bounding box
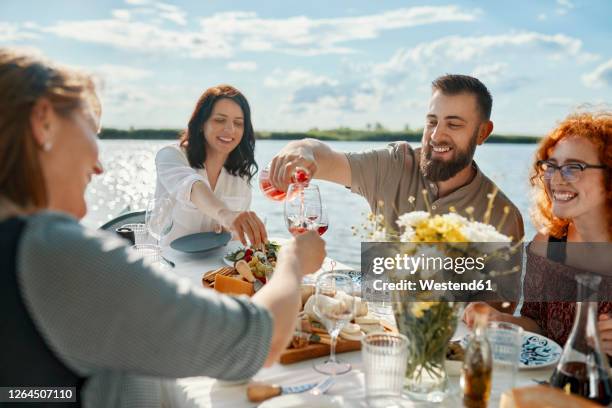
[84,139,537,268]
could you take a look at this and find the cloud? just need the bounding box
[154,2,187,26]
[471,63,508,84]
[582,59,612,89]
[36,6,477,59]
[198,6,478,56]
[279,78,386,114]
[90,64,153,82]
[226,61,257,72]
[405,32,591,64]
[556,0,574,15]
[0,22,39,42]
[264,69,338,88]
[368,31,600,89]
[43,19,233,58]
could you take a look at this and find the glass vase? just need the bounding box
[393,300,463,402]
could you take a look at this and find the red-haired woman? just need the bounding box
[465,111,612,353]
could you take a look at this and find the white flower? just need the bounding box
[461,221,511,243]
[396,211,430,229]
[441,212,469,225]
[399,227,416,242]
[370,228,387,242]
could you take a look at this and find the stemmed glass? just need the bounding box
[315,205,329,236]
[284,184,322,235]
[313,271,355,375]
[145,197,174,267]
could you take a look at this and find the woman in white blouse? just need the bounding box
[155,84,267,246]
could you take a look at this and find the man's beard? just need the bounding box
[420,130,478,182]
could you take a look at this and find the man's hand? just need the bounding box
[598,314,612,356]
[270,143,318,193]
[278,231,326,276]
[218,209,268,248]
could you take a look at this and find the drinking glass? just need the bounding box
[313,271,355,375]
[487,321,523,398]
[316,206,329,236]
[145,197,174,245]
[120,223,147,244]
[362,333,410,408]
[284,184,321,236]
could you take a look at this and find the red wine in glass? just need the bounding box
[260,164,310,201]
[317,224,329,236]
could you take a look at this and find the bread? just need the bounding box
[500,385,602,408]
[214,274,254,296]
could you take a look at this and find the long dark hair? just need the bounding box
[179,84,257,183]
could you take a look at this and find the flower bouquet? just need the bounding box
[359,189,519,402]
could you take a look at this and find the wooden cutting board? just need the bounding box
[280,320,397,365]
[279,339,362,365]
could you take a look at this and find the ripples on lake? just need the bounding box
[85,140,537,269]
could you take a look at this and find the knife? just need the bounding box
[247,376,334,402]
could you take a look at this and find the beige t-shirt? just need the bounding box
[346,142,524,242]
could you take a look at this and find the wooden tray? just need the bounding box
[280,339,362,365]
[279,320,397,365]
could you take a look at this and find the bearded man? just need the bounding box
[268,74,524,242]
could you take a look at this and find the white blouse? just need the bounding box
[154,144,252,243]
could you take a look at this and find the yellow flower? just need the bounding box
[411,301,435,318]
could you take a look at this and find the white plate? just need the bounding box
[519,331,562,369]
[258,394,342,408]
[461,331,562,370]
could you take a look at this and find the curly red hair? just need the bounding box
[530,111,612,239]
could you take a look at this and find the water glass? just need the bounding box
[121,223,147,245]
[487,321,523,396]
[131,244,162,265]
[362,332,409,408]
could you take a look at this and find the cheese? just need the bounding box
[214,275,254,296]
[355,314,381,325]
[359,323,385,334]
[334,291,368,317]
[500,385,602,408]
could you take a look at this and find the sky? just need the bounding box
[1,0,610,135]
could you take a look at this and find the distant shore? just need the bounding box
[99,128,541,144]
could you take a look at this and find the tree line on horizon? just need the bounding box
[98,127,541,144]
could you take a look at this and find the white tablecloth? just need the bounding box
[161,350,553,408]
[160,242,554,407]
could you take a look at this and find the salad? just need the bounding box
[225,241,281,283]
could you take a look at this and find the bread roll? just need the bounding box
[500,385,602,408]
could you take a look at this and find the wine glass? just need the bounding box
[316,206,329,236]
[313,271,355,375]
[145,196,174,246]
[284,184,321,236]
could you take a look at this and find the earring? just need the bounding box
[42,140,52,152]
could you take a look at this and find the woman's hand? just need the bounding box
[463,302,504,329]
[278,231,326,277]
[218,209,268,247]
[598,314,612,356]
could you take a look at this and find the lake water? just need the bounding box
[84,140,538,269]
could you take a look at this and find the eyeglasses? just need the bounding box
[537,160,607,182]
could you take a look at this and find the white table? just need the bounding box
[162,350,553,408]
[160,243,554,408]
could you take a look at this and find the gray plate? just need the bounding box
[170,232,232,253]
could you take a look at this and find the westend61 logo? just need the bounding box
[361,242,523,303]
[371,253,486,275]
